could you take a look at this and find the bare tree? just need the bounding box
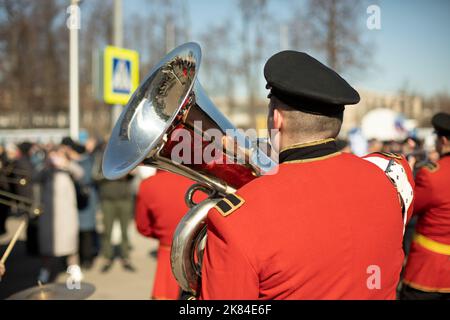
[199,20,238,114]
[0,0,68,128]
[422,92,450,127]
[237,0,272,128]
[81,0,192,134]
[290,0,373,73]
[77,0,114,134]
[125,0,190,73]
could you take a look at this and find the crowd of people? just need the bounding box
[0,137,143,284]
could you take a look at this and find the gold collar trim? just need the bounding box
[283,151,342,164]
[280,138,336,153]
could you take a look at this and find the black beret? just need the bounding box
[431,112,450,136]
[264,51,360,115]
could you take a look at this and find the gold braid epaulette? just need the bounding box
[423,161,439,173]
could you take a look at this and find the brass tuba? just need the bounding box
[102,43,275,296]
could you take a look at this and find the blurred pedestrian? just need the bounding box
[367,138,383,153]
[13,142,34,199]
[63,138,98,269]
[0,145,10,236]
[135,171,206,299]
[34,145,84,283]
[401,112,450,300]
[15,142,39,256]
[93,144,135,273]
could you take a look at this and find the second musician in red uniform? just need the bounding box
[401,112,450,300]
[136,171,205,299]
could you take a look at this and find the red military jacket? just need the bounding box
[403,153,450,293]
[136,171,205,299]
[136,171,202,246]
[200,139,414,300]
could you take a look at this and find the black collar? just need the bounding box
[442,152,450,158]
[279,139,340,164]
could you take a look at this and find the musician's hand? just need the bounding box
[221,135,251,164]
[0,262,5,277]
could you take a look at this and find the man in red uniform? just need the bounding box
[401,112,450,300]
[136,171,205,299]
[200,51,414,300]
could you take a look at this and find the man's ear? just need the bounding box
[438,135,448,148]
[273,108,283,131]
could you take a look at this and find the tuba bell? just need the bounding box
[102,42,276,297]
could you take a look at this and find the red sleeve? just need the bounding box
[413,168,433,216]
[199,208,259,300]
[135,182,156,238]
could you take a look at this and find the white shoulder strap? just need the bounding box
[363,156,413,234]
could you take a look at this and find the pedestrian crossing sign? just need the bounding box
[103,46,139,105]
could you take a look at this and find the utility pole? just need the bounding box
[112,0,124,126]
[69,0,81,140]
[165,20,175,53]
[114,0,123,47]
[280,23,289,51]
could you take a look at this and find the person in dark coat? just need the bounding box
[14,142,39,255]
[92,143,136,273]
[63,138,99,269]
[35,145,84,283]
[13,142,34,200]
[0,145,10,236]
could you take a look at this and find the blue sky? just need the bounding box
[362,0,450,96]
[124,0,450,97]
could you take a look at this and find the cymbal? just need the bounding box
[7,282,95,300]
